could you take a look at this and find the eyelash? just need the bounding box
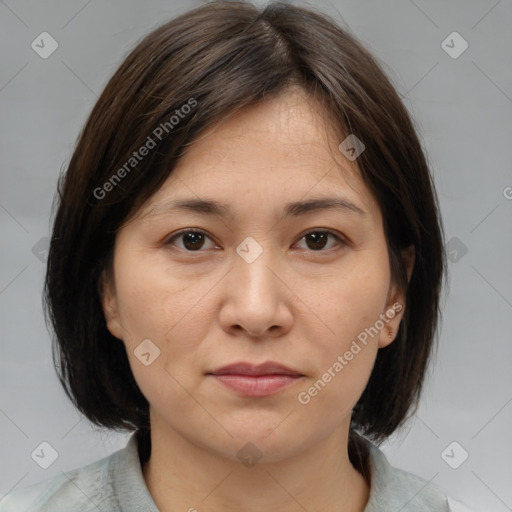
[164,228,347,254]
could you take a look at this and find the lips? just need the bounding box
[207,361,304,377]
[207,362,304,397]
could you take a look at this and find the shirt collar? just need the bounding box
[113,432,159,511]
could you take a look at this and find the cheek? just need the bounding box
[314,252,390,349]
[297,287,382,428]
[115,270,208,418]
[300,250,389,408]
[113,247,198,341]
[299,347,377,437]
[113,250,216,384]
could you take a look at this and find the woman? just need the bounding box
[0,1,475,510]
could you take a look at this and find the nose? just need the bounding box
[219,244,293,338]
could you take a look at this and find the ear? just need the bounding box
[98,268,124,340]
[378,245,415,349]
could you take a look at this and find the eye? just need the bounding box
[165,228,346,253]
[295,229,346,252]
[164,229,218,252]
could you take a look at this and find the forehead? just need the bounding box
[136,89,381,224]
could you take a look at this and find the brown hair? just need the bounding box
[44,0,446,472]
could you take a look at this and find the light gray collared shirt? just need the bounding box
[0,432,476,511]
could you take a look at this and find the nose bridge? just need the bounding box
[234,235,278,298]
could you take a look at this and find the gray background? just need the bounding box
[1,0,511,510]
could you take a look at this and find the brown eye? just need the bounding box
[166,230,216,251]
[165,228,345,253]
[297,230,345,251]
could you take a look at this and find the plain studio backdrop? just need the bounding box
[0,1,511,511]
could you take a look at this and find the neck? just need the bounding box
[141,415,370,512]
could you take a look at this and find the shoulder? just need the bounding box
[0,456,114,512]
[361,438,477,512]
[0,438,129,512]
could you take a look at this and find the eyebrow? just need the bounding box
[141,196,367,220]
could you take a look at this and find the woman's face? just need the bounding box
[101,88,412,464]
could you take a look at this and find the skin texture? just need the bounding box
[100,87,415,512]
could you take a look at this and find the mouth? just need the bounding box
[207,361,304,377]
[206,361,304,397]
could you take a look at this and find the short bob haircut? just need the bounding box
[44,0,446,470]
